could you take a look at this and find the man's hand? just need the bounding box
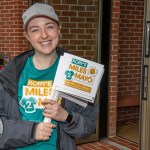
[42,100,68,122]
[35,122,56,141]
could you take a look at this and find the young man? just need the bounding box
[0,3,99,150]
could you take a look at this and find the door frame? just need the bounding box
[140,0,150,149]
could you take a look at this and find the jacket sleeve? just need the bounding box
[0,84,37,149]
[62,99,99,138]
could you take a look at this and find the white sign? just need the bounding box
[53,53,104,104]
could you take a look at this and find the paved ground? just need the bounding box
[77,136,138,150]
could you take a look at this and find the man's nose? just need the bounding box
[41,29,48,39]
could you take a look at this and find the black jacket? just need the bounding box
[0,48,99,150]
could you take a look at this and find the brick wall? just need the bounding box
[108,0,120,136]
[118,0,144,97]
[0,0,28,59]
[0,0,98,61]
[52,0,98,61]
[108,0,144,137]
[116,0,144,124]
[117,106,140,123]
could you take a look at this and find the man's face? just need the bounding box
[24,17,60,56]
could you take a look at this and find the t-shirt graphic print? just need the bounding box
[19,79,53,122]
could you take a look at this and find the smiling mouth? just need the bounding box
[40,41,52,45]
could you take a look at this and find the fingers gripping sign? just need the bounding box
[43,90,60,123]
[35,122,56,141]
[42,99,68,122]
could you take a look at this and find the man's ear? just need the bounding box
[57,24,61,34]
[23,31,30,42]
[58,26,61,40]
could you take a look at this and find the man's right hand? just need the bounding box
[35,122,56,141]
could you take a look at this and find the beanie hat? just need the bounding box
[22,3,59,29]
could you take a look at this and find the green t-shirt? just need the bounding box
[17,55,60,150]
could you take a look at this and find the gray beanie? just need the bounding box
[22,3,59,29]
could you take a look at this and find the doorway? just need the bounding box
[116,0,144,145]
